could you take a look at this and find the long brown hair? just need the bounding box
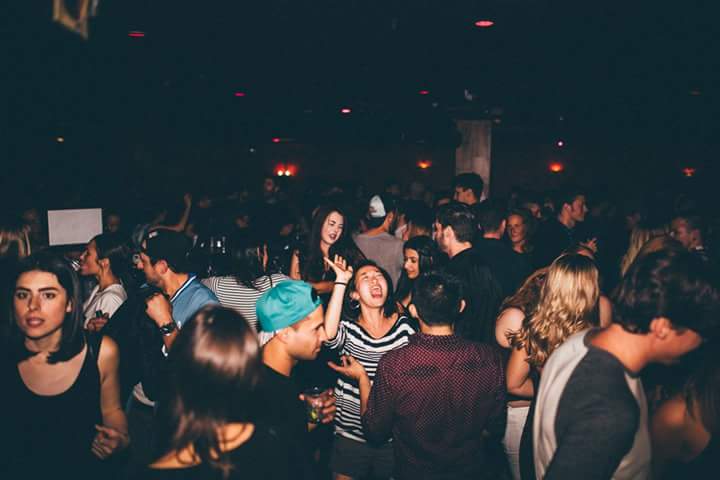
[500,267,548,316]
[166,306,261,478]
[508,254,599,368]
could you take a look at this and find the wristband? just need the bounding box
[334,282,347,286]
[158,321,177,336]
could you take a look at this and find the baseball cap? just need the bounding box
[368,194,397,219]
[256,280,322,332]
[143,229,191,271]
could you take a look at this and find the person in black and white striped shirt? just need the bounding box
[203,234,289,331]
[323,256,416,480]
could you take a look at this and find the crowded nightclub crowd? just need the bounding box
[1,172,718,480]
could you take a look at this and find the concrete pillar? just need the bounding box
[454,120,492,199]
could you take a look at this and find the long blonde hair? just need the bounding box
[509,254,599,368]
[0,224,31,260]
[620,224,667,277]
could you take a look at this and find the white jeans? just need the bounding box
[503,405,530,480]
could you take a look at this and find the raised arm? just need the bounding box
[322,255,353,340]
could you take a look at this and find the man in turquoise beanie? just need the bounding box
[254,280,336,478]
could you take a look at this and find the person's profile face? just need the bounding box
[287,306,326,360]
[403,248,420,280]
[136,241,161,285]
[657,327,703,365]
[670,218,693,249]
[79,240,101,276]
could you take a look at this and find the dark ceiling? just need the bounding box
[4,1,719,154]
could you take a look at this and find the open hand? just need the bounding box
[323,255,353,285]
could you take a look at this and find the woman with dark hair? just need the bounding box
[321,258,416,480]
[290,205,364,296]
[79,232,133,331]
[202,233,289,331]
[2,252,128,478]
[141,305,289,479]
[395,235,443,310]
[651,349,720,478]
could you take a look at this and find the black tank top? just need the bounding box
[1,336,104,479]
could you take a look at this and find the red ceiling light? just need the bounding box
[271,137,281,144]
[418,90,430,95]
[549,162,565,173]
[340,107,352,114]
[128,31,145,38]
[682,167,696,177]
[234,92,246,97]
[474,20,495,28]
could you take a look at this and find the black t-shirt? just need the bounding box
[137,425,290,480]
[474,238,532,299]
[252,365,313,479]
[446,248,504,344]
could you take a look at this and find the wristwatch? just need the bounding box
[158,321,177,336]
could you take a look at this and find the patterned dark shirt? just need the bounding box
[362,333,506,479]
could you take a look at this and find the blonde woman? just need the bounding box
[506,254,600,479]
[620,224,667,278]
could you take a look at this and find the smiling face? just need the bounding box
[14,270,72,343]
[320,211,344,247]
[507,214,528,246]
[352,265,388,308]
[403,248,420,280]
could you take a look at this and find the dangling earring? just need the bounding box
[350,298,360,310]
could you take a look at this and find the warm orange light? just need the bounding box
[682,167,696,177]
[417,160,432,169]
[549,162,564,173]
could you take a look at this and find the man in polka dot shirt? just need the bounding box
[331,270,506,479]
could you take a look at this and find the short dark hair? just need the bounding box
[411,271,463,326]
[453,173,484,199]
[612,250,720,339]
[435,202,476,243]
[8,252,85,364]
[476,199,507,233]
[553,186,586,212]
